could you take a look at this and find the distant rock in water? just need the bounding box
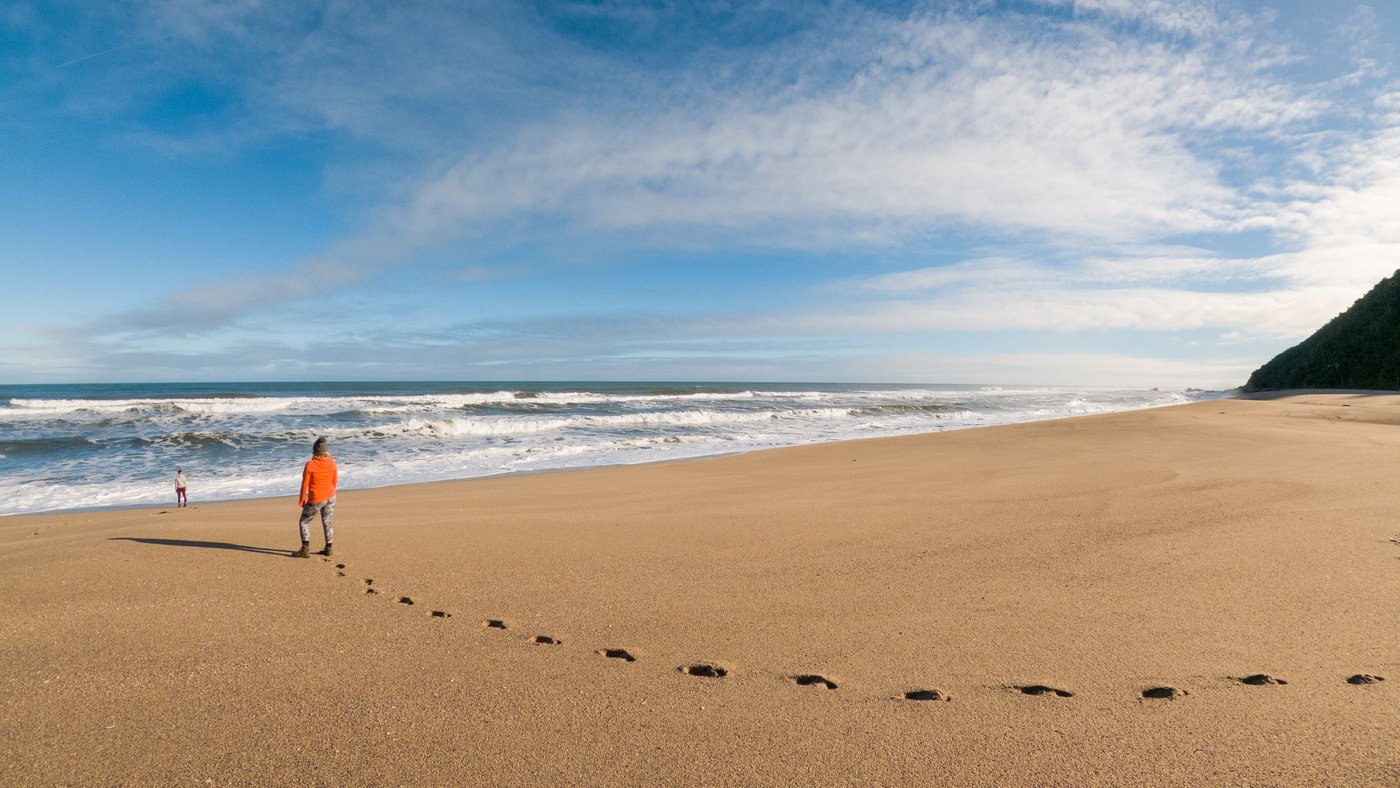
[1244,270,1400,392]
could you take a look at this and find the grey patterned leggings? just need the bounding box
[298,498,335,544]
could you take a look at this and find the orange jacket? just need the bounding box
[299,455,338,506]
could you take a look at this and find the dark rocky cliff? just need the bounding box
[1243,270,1400,392]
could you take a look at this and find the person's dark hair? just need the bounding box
[312,437,329,457]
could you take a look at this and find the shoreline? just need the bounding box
[1,449,754,520]
[3,394,1219,519]
[4,393,1397,784]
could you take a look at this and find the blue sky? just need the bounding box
[4,0,1400,387]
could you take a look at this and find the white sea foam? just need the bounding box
[0,389,832,421]
[368,407,854,438]
[0,384,1221,516]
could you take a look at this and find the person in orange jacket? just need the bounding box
[292,436,338,558]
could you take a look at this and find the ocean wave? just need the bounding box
[139,431,256,449]
[0,388,872,421]
[367,407,859,438]
[0,385,1224,516]
[0,435,102,456]
[852,403,970,416]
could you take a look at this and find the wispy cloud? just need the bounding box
[76,258,367,338]
[7,1,1400,386]
[38,2,1357,260]
[837,246,1396,339]
[386,6,1324,252]
[1051,0,1232,38]
[58,2,1315,250]
[821,350,1257,388]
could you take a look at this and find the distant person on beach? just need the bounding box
[175,469,187,507]
[292,437,338,559]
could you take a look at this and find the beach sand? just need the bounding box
[2,393,1398,785]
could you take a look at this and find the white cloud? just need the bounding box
[853,252,1289,295]
[784,284,1307,335]
[10,1,1400,387]
[1054,0,1227,38]
[854,258,1046,292]
[383,6,1323,251]
[146,0,266,46]
[833,244,1399,340]
[827,84,1400,346]
[1285,128,1400,247]
[825,350,1252,387]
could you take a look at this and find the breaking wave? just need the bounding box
[0,382,1221,516]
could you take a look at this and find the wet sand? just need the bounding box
[2,393,1398,785]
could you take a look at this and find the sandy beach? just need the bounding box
[2,392,1398,785]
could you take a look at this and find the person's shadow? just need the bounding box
[110,537,290,556]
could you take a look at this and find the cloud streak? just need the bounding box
[6,1,1400,386]
[387,5,1325,251]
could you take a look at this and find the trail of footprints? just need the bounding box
[318,558,1388,704]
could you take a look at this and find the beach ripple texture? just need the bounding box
[0,382,1218,516]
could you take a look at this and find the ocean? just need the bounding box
[0,381,1222,516]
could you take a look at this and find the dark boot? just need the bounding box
[291,543,310,558]
[318,544,333,557]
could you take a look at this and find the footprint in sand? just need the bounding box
[483,619,509,630]
[1141,686,1188,700]
[430,610,451,619]
[599,648,637,662]
[903,689,951,701]
[531,635,561,645]
[1238,674,1287,686]
[398,596,414,606]
[791,674,837,689]
[1016,684,1074,698]
[679,663,728,678]
[1347,674,1386,685]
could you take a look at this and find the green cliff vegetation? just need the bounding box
[1243,270,1400,392]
